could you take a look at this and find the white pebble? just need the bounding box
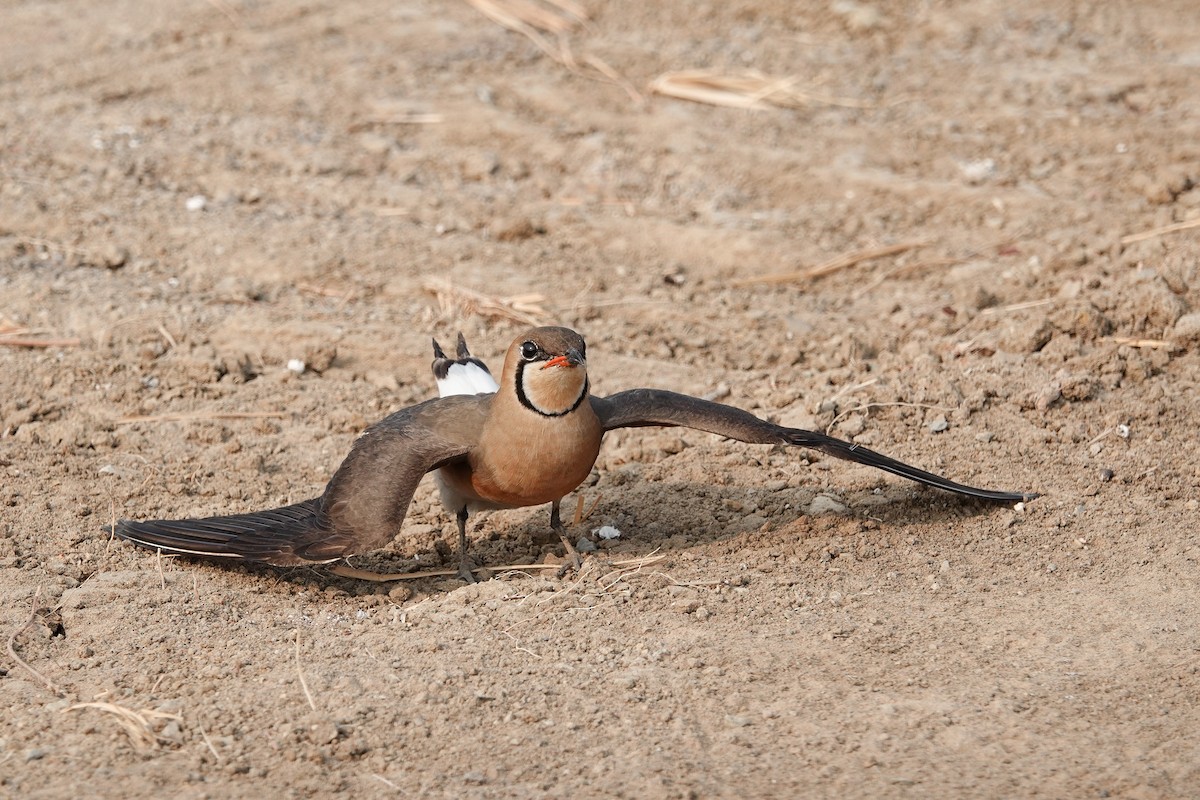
[959,158,996,184]
[286,358,306,374]
[595,525,621,540]
[185,194,207,212]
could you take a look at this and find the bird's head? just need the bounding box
[505,327,589,417]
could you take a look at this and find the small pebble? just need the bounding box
[185,194,207,212]
[1099,468,1114,482]
[594,525,621,540]
[99,244,129,269]
[286,358,306,374]
[928,415,949,433]
[575,537,597,554]
[1169,312,1200,344]
[807,495,847,516]
[959,158,997,184]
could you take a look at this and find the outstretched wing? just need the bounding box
[590,389,1036,503]
[114,394,491,565]
[113,499,335,563]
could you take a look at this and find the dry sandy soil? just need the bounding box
[3,1,1200,797]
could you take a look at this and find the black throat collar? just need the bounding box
[515,362,589,418]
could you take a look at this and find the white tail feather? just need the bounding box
[437,362,499,397]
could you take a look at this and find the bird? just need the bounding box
[113,326,1037,581]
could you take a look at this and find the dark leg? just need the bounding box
[550,499,582,573]
[456,506,477,583]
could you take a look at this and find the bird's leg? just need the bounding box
[456,506,477,584]
[550,499,582,574]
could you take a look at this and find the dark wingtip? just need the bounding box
[455,332,470,359]
[432,338,447,359]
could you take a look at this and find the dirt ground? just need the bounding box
[3,0,1200,797]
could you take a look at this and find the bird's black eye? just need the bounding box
[520,341,539,360]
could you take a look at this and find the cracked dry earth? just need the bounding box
[2,0,1200,798]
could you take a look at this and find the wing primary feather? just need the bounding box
[112,498,337,565]
[786,428,1036,503]
[592,389,1036,504]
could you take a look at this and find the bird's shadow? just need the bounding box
[131,480,1024,598]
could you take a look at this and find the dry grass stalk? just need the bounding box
[826,401,953,436]
[294,633,318,712]
[203,0,240,24]
[155,324,177,351]
[198,724,222,761]
[465,0,585,64]
[1105,336,1170,349]
[979,298,1055,316]
[0,336,82,348]
[423,278,550,326]
[297,281,350,298]
[15,236,92,260]
[330,562,563,582]
[7,586,63,696]
[330,547,662,583]
[348,112,444,132]
[734,240,929,286]
[501,629,544,659]
[464,0,641,103]
[371,207,411,218]
[648,572,723,589]
[1119,216,1200,245]
[371,774,402,790]
[649,70,874,111]
[571,492,603,524]
[583,54,645,104]
[1,326,81,348]
[65,702,182,749]
[116,411,286,425]
[599,552,667,590]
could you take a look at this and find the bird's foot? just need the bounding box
[457,558,481,584]
[556,533,583,578]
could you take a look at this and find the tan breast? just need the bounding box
[465,401,603,508]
